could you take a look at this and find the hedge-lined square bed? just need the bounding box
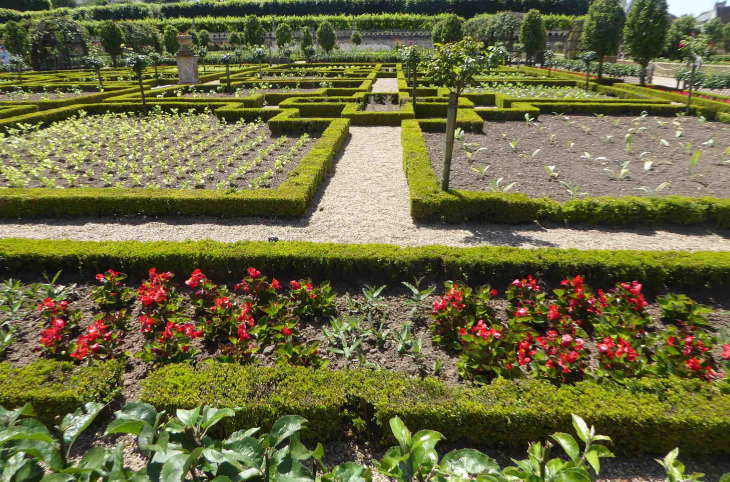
[0,111,317,191]
[424,114,730,202]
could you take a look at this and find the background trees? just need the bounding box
[623,0,669,86]
[582,0,625,79]
[163,25,179,55]
[431,15,463,44]
[316,20,337,53]
[98,20,124,67]
[276,22,293,48]
[243,15,265,46]
[2,21,30,59]
[519,9,546,65]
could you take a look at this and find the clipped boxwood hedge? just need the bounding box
[0,359,124,423]
[2,238,730,292]
[401,119,730,227]
[140,363,730,455]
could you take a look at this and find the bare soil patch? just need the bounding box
[424,114,730,201]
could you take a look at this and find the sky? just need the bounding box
[667,0,716,17]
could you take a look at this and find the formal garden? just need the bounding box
[1,0,730,480]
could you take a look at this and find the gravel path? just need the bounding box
[371,78,399,92]
[2,126,730,251]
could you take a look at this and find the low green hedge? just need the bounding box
[475,103,541,121]
[618,84,730,119]
[0,113,349,217]
[140,363,730,455]
[528,101,683,115]
[0,359,124,423]
[268,108,340,133]
[0,104,38,119]
[417,109,484,132]
[2,237,730,292]
[402,119,730,227]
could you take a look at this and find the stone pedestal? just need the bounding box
[177,55,199,84]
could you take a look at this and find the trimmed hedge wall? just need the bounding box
[2,238,730,292]
[0,359,124,423]
[140,363,730,455]
[0,104,38,119]
[401,119,730,227]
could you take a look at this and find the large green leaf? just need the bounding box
[274,454,313,482]
[550,433,579,463]
[440,449,500,478]
[104,419,147,437]
[2,453,44,482]
[40,474,75,482]
[0,404,36,429]
[570,415,590,444]
[159,447,203,482]
[223,437,264,468]
[0,428,56,445]
[60,402,105,458]
[114,403,158,427]
[389,418,411,449]
[555,467,592,482]
[270,416,307,448]
[10,439,63,471]
[329,463,372,482]
[175,407,200,428]
[201,408,237,431]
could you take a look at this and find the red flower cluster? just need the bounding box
[69,318,121,361]
[37,298,69,319]
[138,268,172,307]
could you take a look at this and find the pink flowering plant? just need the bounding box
[430,281,497,349]
[91,269,134,310]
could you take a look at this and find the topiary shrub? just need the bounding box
[432,14,463,44]
[243,15,265,46]
[317,20,337,53]
[31,16,90,71]
[276,22,293,48]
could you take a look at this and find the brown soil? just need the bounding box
[362,103,400,112]
[425,114,730,201]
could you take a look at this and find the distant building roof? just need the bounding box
[695,1,730,24]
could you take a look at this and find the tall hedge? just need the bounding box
[0,0,590,23]
[4,0,51,12]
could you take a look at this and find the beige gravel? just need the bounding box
[1,126,729,251]
[371,78,399,92]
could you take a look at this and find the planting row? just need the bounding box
[2,267,728,387]
[0,110,314,190]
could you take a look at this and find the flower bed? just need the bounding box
[0,111,315,191]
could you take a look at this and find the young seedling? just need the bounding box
[702,139,714,148]
[508,139,520,152]
[545,165,558,180]
[605,161,631,180]
[624,133,634,154]
[656,448,705,482]
[567,140,575,151]
[560,180,588,199]
[470,164,491,177]
[689,150,701,173]
[549,133,557,145]
[637,182,670,196]
[488,177,517,192]
[659,138,669,147]
[581,152,606,165]
[603,134,614,143]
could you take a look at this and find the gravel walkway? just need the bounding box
[371,78,399,92]
[1,126,730,251]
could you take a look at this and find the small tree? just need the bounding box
[301,26,314,50]
[317,21,336,53]
[228,31,242,47]
[83,48,106,91]
[98,20,124,67]
[2,21,30,59]
[582,0,625,79]
[544,49,554,76]
[220,53,234,93]
[519,9,546,66]
[401,45,421,111]
[251,45,266,76]
[724,24,730,52]
[243,16,265,46]
[431,15,463,44]
[198,29,211,48]
[580,51,598,89]
[424,37,486,191]
[163,25,179,55]
[276,23,293,49]
[350,30,362,49]
[624,0,669,86]
[303,44,316,62]
[197,46,208,73]
[148,52,161,79]
[484,12,521,50]
[703,17,724,46]
[9,56,24,83]
[679,35,712,114]
[125,52,148,115]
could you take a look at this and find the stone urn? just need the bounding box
[176,33,198,84]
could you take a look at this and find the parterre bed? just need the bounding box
[425,114,730,202]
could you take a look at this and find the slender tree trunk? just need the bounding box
[686,63,696,116]
[585,69,590,90]
[154,64,159,79]
[226,64,231,93]
[640,66,646,87]
[97,68,103,91]
[412,66,417,113]
[598,58,603,80]
[442,91,458,191]
[17,62,22,82]
[139,76,147,116]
